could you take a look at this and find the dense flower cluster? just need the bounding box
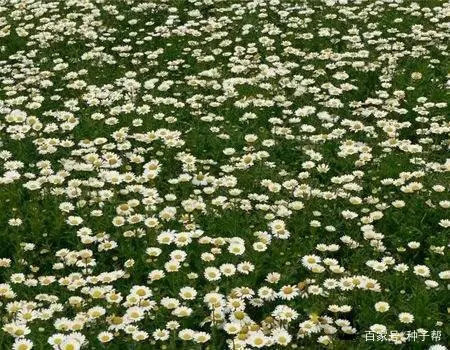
[0,0,448,349]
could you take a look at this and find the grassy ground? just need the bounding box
[0,0,449,349]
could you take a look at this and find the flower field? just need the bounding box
[0,0,449,349]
